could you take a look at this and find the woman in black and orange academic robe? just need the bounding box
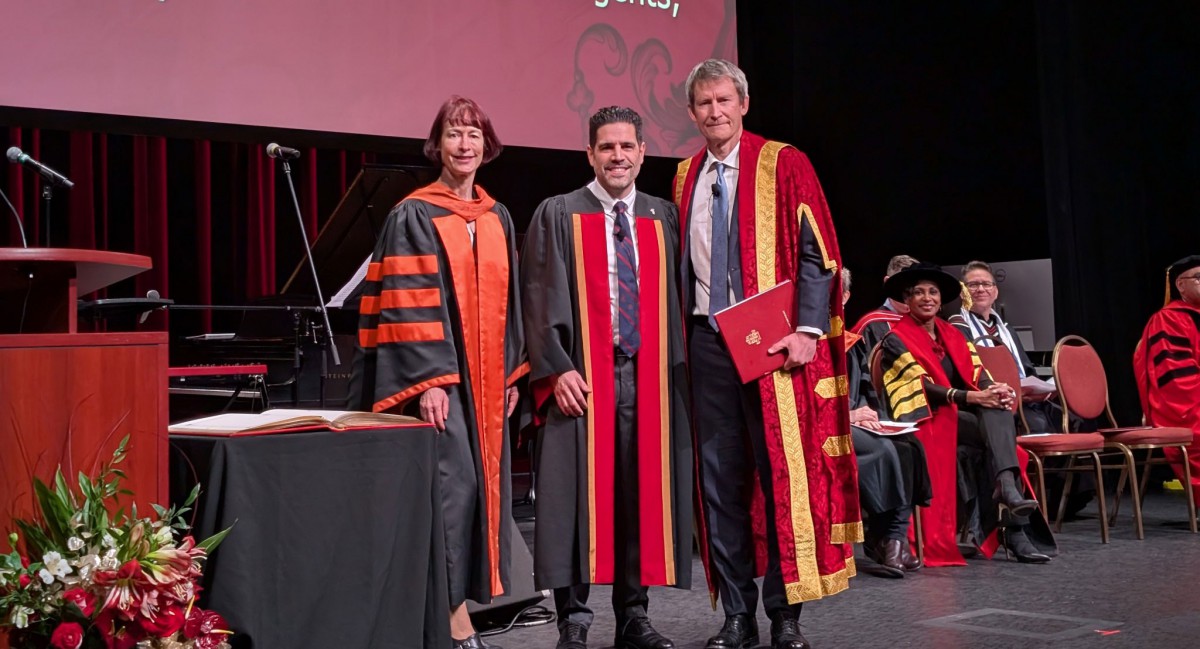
[351,96,528,649]
[877,263,1054,567]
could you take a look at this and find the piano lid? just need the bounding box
[279,164,434,300]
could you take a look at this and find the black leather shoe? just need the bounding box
[616,618,673,649]
[453,633,501,649]
[769,612,812,649]
[705,614,759,649]
[863,538,905,578]
[1003,527,1051,564]
[899,538,922,572]
[557,622,588,649]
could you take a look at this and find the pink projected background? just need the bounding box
[2,0,736,156]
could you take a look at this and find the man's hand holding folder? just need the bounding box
[713,280,811,383]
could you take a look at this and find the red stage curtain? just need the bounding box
[1,127,378,335]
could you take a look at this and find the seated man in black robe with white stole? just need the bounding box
[520,107,692,649]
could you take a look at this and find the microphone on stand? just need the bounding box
[6,147,74,188]
[267,142,341,375]
[265,143,302,160]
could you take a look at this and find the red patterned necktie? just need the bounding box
[613,201,640,355]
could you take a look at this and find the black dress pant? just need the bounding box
[689,320,801,619]
[957,407,1020,480]
[957,406,1029,532]
[555,354,649,632]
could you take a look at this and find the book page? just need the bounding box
[169,409,421,434]
[1020,376,1057,395]
[169,409,356,433]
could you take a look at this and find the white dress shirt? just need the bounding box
[690,145,739,317]
[587,179,638,346]
[687,145,822,336]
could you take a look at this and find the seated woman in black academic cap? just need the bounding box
[876,262,1056,566]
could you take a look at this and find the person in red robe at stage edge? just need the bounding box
[1135,255,1200,508]
[350,96,528,649]
[673,58,861,649]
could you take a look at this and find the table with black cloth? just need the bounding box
[170,424,450,649]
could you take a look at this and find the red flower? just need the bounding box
[18,573,31,588]
[96,610,146,649]
[138,603,186,637]
[183,608,228,639]
[93,560,151,619]
[50,622,85,649]
[19,555,30,569]
[63,587,97,617]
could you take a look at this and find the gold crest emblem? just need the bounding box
[746,329,762,345]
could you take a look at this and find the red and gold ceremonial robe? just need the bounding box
[1135,299,1200,506]
[520,187,692,591]
[350,182,528,606]
[675,131,861,604]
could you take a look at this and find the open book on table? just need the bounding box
[168,409,422,436]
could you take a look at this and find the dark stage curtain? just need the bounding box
[1036,1,1200,420]
[2,127,378,334]
[736,0,1199,422]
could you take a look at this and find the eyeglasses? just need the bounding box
[965,281,996,290]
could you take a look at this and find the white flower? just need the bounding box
[154,525,173,545]
[102,533,116,548]
[67,536,85,551]
[38,568,54,584]
[10,605,33,628]
[100,548,119,571]
[42,551,71,578]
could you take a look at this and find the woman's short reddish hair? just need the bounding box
[422,96,503,166]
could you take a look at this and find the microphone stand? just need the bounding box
[278,158,340,407]
[42,184,53,247]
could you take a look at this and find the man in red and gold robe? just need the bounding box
[1135,255,1200,508]
[674,59,860,649]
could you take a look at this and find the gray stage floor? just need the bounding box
[495,490,1199,649]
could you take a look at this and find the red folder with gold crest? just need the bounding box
[712,280,796,383]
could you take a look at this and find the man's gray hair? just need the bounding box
[685,59,749,106]
[885,255,919,277]
[841,266,852,292]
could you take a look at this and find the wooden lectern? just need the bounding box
[0,248,168,533]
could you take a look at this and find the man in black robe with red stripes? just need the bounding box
[520,107,692,649]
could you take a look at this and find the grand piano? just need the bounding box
[122,164,431,418]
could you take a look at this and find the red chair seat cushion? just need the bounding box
[1099,426,1193,445]
[1017,432,1106,453]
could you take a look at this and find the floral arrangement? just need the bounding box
[0,438,232,649]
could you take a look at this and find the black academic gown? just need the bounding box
[350,191,528,607]
[520,186,692,591]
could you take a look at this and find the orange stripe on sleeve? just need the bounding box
[374,373,460,414]
[506,362,531,387]
[360,295,381,316]
[366,262,383,282]
[382,255,439,276]
[359,328,378,348]
[381,288,441,309]
[376,322,445,343]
